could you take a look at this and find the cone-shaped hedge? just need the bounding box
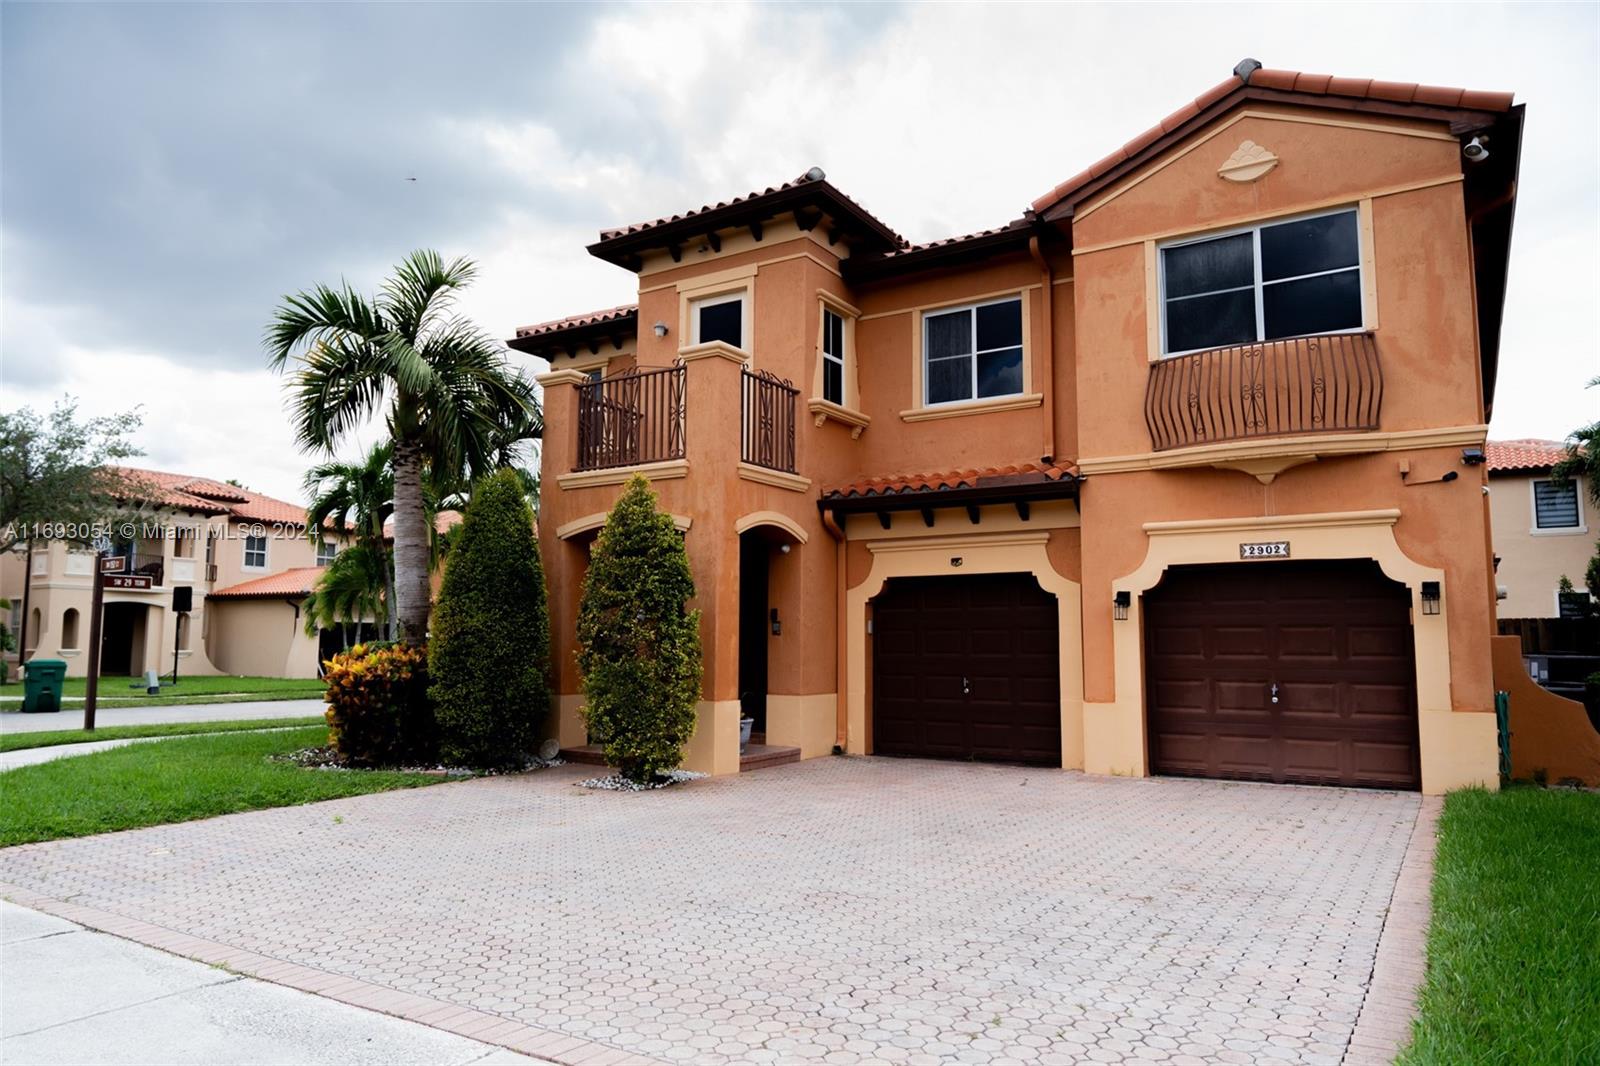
[577,474,702,782]
[429,468,549,767]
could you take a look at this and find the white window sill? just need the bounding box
[1529,526,1587,537]
[808,398,871,438]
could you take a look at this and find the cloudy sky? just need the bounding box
[3,2,1595,503]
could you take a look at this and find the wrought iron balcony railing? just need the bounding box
[575,364,686,471]
[1144,332,1382,452]
[741,368,798,474]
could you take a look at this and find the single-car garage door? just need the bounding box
[873,573,1060,766]
[1144,560,1420,790]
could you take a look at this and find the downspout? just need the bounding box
[819,504,848,752]
[1028,235,1057,464]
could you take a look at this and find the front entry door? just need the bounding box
[737,533,769,732]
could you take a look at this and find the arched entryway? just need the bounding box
[736,518,804,743]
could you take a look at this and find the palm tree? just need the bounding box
[302,542,390,648]
[1549,375,1598,511]
[304,442,396,640]
[266,251,539,644]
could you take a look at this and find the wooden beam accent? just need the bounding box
[920,508,934,528]
[794,208,821,231]
[877,511,892,530]
[1015,501,1030,521]
[966,505,980,525]
[588,338,602,355]
[668,243,682,263]
[611,335,626,351]
[749,219,764,242]
[705,232,721,253]
[827,227,842,246]
[621,254,642,272]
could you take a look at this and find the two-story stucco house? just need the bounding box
[3,468,348,679]
[1486,439,1593,619]
[516,60,1543,795]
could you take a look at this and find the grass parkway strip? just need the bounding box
[0,716,326,753]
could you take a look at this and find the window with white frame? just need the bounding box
[821,307,846,406]
[243,533,267,568]
[1533,479,1581,530]
[316,539,337,566]
[924,297,1023,406]
[692,292,744,349]
[1160,207,1363,356]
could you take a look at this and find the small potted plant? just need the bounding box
[738,694,755,754]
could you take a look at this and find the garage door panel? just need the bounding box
[873,573,1061,766]
[1146,561,1419,790]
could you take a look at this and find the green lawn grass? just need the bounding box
[0,726,445,846]
[0,717,326,753]
[0,674,324,710]
[1399,786,1600,1065]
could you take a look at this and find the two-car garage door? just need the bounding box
[1144,560,1421,790]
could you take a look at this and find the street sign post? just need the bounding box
[82,552,113,731]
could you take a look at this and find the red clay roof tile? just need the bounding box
[1486,439,1576,472]
[112,467,309,527]
[207,567,323,600]
[514,303,637,340]
[824,461,1076,500]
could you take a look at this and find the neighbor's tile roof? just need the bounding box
[1030,63,1515,213]
[207,567,323,601]
[596,169,905,246]
[824,462,1076,500]
[112,467,309,525]
[514,303,638,341]
[1486,439,1572,472]
[382,509,463,540]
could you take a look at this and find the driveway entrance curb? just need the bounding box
[0,880,662,1066]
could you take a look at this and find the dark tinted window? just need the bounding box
[698,299,742,348]
[1261,211,1359,281]
[1262,270,1361,340]
[1163,232,1253,298]
[824,309,844,358]
[1165,289,1255,353]
[823,359,843,405]
[926,353,971,404]
[925,308,971,359]
[976,300,1021,350]
[976,348,1022,398]
[1534,481,1580,529]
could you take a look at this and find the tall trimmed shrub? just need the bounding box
[577,475,702,783]
[429,468,550,767]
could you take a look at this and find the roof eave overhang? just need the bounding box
[819,475,1080,519]
[844,222,1040,285]
[506,310,639,359]
[587,182,903,271]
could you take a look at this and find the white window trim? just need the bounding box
[1529,477,1587,535]
[243,534,269,570]
[316,539,338,566]
[821,307,847,406]
[1157,205,1366,358]
[690,291,748,349]
[921,295,1026,408]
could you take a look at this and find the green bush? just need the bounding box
[324,641,436,766]
[577,474,702,783]
[429,468,550,767]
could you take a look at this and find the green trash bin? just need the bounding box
[21,659,68,714]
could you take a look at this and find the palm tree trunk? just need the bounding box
[390,438,433,644]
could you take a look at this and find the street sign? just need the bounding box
[99,556,126,573]
[106,574,152,590]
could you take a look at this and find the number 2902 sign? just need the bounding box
[1239,541,1290,559]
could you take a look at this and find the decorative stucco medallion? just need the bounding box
[1218,140,1279,183]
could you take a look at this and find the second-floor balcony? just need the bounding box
[1144,332,1382,452]
[575,363,798,475]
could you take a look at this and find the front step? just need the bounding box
[558,742,802,773]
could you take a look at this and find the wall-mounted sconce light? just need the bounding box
[652,321,669,337]
[779,543,791,554]
[769,608,781,636]
[1113,591,1131,620]
[1420,581,1441,616]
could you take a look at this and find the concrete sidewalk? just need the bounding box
[0,902,543,1065]
[0,727,306,772]
[0,699,325,735]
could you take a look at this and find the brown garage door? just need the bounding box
[1144,560,1420,790]
[873,573,1060,766]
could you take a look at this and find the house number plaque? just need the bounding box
[1239,541,1290,559]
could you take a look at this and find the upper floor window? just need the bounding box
[1533,479,1582,531]
[693,292,744,349]
[316,539,337,566]
[243,534,267,568]
[1161,207,1362,356]
[924,297,1023,406]
[173,528,197,558]
[822,308,845,406]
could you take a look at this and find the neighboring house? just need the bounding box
[516,60,1534,795]
[0,468,352,679]
[1487,439,1593,618]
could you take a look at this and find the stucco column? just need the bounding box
[534,368,590,748]
[678,343,747,775]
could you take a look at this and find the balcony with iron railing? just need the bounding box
[1144,332,1383,452]
[573,362,799,475]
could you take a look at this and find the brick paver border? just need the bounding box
[1344,794,1442,1065]
[0,880,664,1066]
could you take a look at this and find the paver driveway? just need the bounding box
[0,758,1419,1065]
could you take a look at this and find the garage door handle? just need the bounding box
[1270,682,1280,705]
[962,676,971,695]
